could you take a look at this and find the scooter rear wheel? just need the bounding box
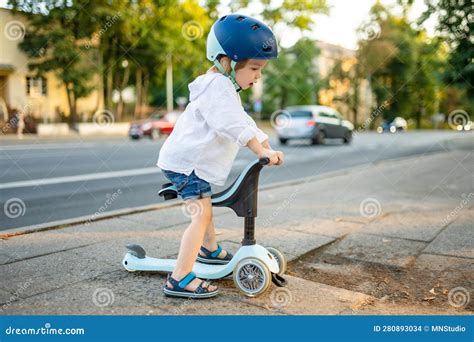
[233,258,271,297]
[123,260,137,272]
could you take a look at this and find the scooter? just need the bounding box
[122,157,287,297]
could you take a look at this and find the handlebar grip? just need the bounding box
[259,157,270,165]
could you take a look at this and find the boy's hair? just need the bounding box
[210,55,247,74]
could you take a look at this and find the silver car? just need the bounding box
[274,105,354,145]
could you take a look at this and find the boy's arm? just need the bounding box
[261,139,271,150]
[246,137,264,156]
[247,137,281,165]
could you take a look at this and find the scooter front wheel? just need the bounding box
[266,247,287,276]
[233,257,271,297]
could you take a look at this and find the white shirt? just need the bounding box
[157,72,268,186]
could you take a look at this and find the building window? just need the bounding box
[26,76,47,97]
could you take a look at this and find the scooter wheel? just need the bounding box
[233,257,271,297]
[266,247,287,276]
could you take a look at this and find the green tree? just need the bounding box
[230,0,329,30]
[99,0,213,116]
[262,38,321,116]
[358,2,445,127]
[420,0,473,96]
[146,0,213,109]
[409,33,446,128]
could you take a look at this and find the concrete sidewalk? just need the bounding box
[0,143,472,315]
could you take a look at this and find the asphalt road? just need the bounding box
[0,131,466,231]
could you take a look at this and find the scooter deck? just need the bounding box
[122,244,280,279]
[123,253,231,279]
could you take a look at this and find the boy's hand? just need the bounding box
[259,148,284,166]
[275,150,284,165]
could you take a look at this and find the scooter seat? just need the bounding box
[158,182,178,200]
[211,159,261,207]
[157,160,260,204]
[157,158,269,216]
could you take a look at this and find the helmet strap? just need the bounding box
[213,59,242,92]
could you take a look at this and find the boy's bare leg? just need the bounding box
[168,197,216,291]
[201,219,229,259]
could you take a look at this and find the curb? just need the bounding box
[0,202,179,238]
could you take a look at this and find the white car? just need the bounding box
[274,105,354,145]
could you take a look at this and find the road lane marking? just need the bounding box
[0,167,162,189]
[0,158,255,190]
[0,143,99,151]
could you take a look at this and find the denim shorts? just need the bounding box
[162,169,212,200]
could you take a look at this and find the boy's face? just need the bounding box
[235,59,268,90]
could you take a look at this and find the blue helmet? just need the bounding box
[207,14,278,90]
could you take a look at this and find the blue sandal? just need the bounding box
[197,244,233,265]
[163,272,218,299]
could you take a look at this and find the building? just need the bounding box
[0,8,101,123]
[314,41,373,125]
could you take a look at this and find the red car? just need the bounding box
[129,111,182,140]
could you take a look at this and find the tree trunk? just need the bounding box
[116,65,130,122]
[416,106,424,129]
[106,36,117,111]
[280,87,287,109]
[166,53,174,112]
[65,83,76,128]
[72,95,77,127]
[352,65,360,125]
[106,63,113,110]
[142,72,149,117]
[134,68,142,119]
[94,46,104,114]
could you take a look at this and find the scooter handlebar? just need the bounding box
[259,157,270,165]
